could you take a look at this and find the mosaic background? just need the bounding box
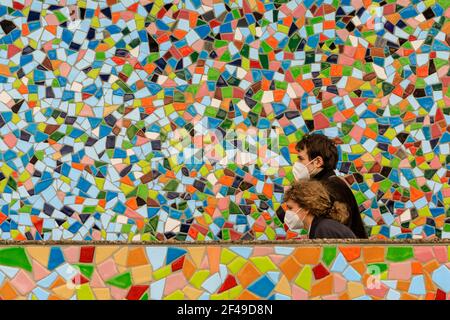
[0,244,449,300]
[0,0,448,242]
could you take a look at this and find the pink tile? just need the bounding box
[388,262,412,280]
[313,113,330,130]
[414,247,434,262]
[253,247,274,256]
[349,125,364,142]
[3,133,17,148]
[164,272,187,296]
[32,260,51,281]
[365,283,389,298]
[90,270,106,288]
[98,258,119,280]
[268,255,285,265]
[10,270,35,295]
[433,247,448,263]
[292,285,309,300]
[333,274,347,293]
[200,256,209,269]
[322,294,339,300]
[110,286,128,300]
[63,246,80,264]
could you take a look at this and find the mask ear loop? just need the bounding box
[297,207,312,236]
[308,157,319,176]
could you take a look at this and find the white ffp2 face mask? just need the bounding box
[292,157,319,181]
[292,162,310,180]
[284,208,304,230]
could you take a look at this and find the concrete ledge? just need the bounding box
[0,239,449,245]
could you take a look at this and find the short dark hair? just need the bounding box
[295,133,338,170]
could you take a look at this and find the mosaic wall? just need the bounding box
[0,0,448,242]
[0,244,449,300]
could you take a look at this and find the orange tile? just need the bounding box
[339,246,361,262]
[401,293,419,300]
[330,64,343,76]
[182,257,196,281]
[279,256,301,281]
[424,273,435,292]
[50,277,66,290]
[425,292,435,300]
[310,275,333,297]
[237,290,260,300]
[423,260,440,274]
[237,263,261,288]
[293,247,321,265]
[0,282,17,300]
[207,247,220,274]
[339,292,349,300]
[397,280,410,292]
[411,262,423,275]
[298,79,314,92]
[350,261,366,275]
[127,247,148,267]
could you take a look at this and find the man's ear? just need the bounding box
[315,156,324,168]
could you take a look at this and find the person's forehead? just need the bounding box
[286,199,297,207]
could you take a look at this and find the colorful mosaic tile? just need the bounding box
[0,1,448,241]
[0,244,448,300]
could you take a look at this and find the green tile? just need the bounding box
[74,264,94,279]
[228,257,247,275]
[0,247,32,271]
[220,248,237,264]
[322,246,337,267]
[386,247,414,262]
[164,289,184,300]
[294,265,312,292]
[249,256,278,273]
[105,272,132,289]
[152,265,172,281]
[77,284,95,300]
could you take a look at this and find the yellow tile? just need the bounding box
[27,247,50,267]
[183,285,203,300]
[347,282,365,299]
[131,265,152,284]
[95,246,120,264]
[52,284,75,300]
[93,288,111,300]
[188,247,206,268]
[274,275,291,296]
[117,265,128,274]
[113,247,129,266]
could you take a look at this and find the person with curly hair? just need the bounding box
[284,179,356,239]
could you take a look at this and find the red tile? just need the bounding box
[435,289,446,300]
[126,285,149,300]
[79,246,95,263]
[171,256,185,272]
[312,263,330,280]
[218,275,238,293]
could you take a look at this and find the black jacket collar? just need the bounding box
[312,168,336,181]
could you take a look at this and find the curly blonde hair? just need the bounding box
[284,179,349,224]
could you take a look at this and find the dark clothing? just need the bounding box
[309,216,356,239]
[312,168,368,239]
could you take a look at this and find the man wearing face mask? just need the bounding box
[280,133,368,239]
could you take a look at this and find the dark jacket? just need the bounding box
[312,168,368,239]
[309,216,356,239]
